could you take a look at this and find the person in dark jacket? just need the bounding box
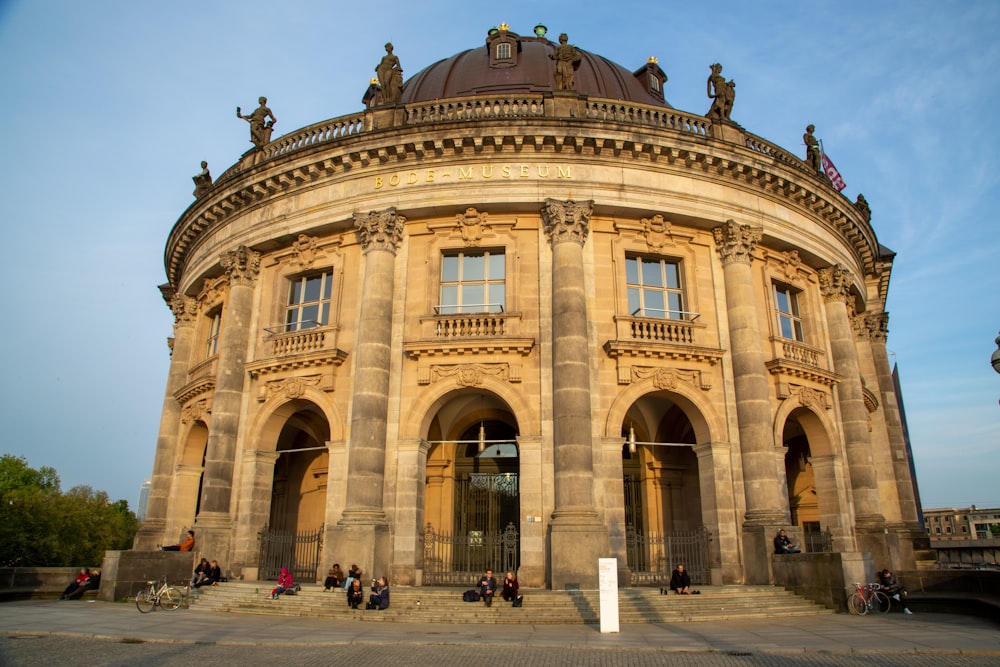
[369,576,390,609]
[191,558,211,587]
[347,578,364,609]
[501,571,519,603]
[669,563,691,594]
[324,564,343,592]
[478,569,496,607]
[878,568,913,614]
[773,529,800,554]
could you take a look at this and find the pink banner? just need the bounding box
[822,153,846,191]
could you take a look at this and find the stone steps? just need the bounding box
[187,583,833,624]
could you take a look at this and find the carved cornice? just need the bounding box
[862,384,880,413]
[765,359,841,387]
[404,338,535,359]
[775,382,832,410]
[418,363,514,386]
[626,366,711,391]
[220,245,261,287]
[180,398,212,425]
[245,349,349,378]
[713,219,761,265]
[170,294,199,326]
[603,340,725,365]
[175,377,216,405]
[166,104,878,289]
[855,311,889,342]
[354,207,405,254]
[541,198,593,246]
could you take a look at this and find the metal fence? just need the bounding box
[257,524,323,582]
[625,526,711,586]
[804,529,834,553]
[422,522,519,586]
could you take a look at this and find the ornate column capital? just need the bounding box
[854,311,889,341]
[818,264,853,304]
[169,294,199,326]
[354,206,406,254]
[220,245,261,287]
[541,198,593,246]
[712,219,761,265]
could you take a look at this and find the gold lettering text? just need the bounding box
[426,170,434,182]
[537,165,550,177]
[557,166,572,178]
[502,165,511,179]
[459,167,473,180]
[407,172,418,184]
[374,177,383,189]
[520,165,530,177]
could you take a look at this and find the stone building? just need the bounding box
[135,25,926,589]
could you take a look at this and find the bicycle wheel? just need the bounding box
[135,587,155,613]
[847,591,869,615]
[160,587,183,610]
[874,590,891,613]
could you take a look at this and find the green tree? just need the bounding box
[0,455,139,567]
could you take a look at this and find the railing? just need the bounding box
[422,522,519,586]
[625,526,711,586]
[264,114,365,160]
[435,313,506,338]
[406,97,545,125]
[774,338,821,367]
[257,524,323,582]
[804,529,834,553]
[268,328,328,356]
[744,134,807,174]
[585,102,710,137]
[624,316,696,344]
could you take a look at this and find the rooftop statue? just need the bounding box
[237,97,276,149]
[705,63,735,121]
[376,42,404,105]
[550,33,582,91]
[855,193,871,222]
[192,161,212,199]
[804,124,823,174]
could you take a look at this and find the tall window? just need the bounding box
[626,255,684,319]
[773,284,804,341]
[285,271,333,331]
[496,42,511,60]
[205,310,221,357]
[439,251,505,314]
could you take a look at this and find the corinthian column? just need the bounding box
[133,292,198,549]
[541,198,608,590]
[332,207,404,580]
[818,266,886,546]
[195,245,260,559]
[713,220,784,583]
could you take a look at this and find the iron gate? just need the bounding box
[257,524,323,581]
[422,522,519,585]
[625,526,711,586]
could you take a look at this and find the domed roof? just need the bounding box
[400,30,672,108]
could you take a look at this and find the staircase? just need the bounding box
[186,583,833,624]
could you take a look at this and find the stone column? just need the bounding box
[134,293,198,550]
[229,449,279,580]
[195,245,260,560]
[819,265,887,564]
[391,437,427,586]
[540,198,609,590]
[864,312,926,568]
[692,442,741,584]
[331,207,404,580]
[712,220,784,583]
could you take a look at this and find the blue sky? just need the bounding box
[0,1,997,512]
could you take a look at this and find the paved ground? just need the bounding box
[1,599,998,666]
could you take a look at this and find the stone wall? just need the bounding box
[771,551,873,611]
[0,567,98,599]
[99,550,197,602]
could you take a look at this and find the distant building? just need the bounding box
[136,478,151,520]
[924,506,1000,541]
[135,25,927,588]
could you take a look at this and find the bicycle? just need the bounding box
[135,576,184,613]
[847,582,891,615]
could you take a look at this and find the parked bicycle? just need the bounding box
[847,581,891,615]
[135,576,184,613]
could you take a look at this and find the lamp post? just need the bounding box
[992,331,1000,376]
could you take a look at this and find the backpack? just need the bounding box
[512,595,523,608]
[462,589,481,602]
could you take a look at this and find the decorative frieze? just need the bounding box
[263,375,323,401]
[541,198,593,246]
[818,264,853,304]
[854,311,889,342]
[169,294,199,325]
[354,206,405,254]
[776,382,831,410]
[417,362,516,386]
[622,365,711,391]
[712,219,761,265]
[641,214,673,252]
[180,398,212,424]
[291,234,325,269]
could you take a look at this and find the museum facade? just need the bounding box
[135,25,926,589]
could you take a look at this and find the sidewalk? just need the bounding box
[1,599,998,655]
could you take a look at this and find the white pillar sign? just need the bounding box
[598,557,620,633]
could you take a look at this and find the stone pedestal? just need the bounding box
[330,521,392,583]
[99,550,196,603]
[549,512,609,590]
[191,511,234,570]
[741,523,782,584]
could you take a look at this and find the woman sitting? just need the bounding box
[270,567,293,599]
[501,571,519,603]
[369,576,390,609]
[324,564,343,592]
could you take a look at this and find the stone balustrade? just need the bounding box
[434,313,507,338]
[584,101,710,137]
[269,328,329,356]
[622,316,696,345]
[405,97,545,124]
[774,338,822,367]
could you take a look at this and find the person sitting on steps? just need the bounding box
[878,568,913,614]
[773,529,801,554]
[669,563,691,594]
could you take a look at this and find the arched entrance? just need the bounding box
[621,392,709,584]
[423,391,520,584]
[782,408,825,551]
[260,400,329,580]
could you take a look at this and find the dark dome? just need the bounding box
[401,34,672,108]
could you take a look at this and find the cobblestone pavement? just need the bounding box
[1,636,999,667]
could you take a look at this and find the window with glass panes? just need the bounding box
[626,255,684,319]
[439,251,505,314]
[285,271,333,332]
[205,311,221,357]
[773,284,804,341]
